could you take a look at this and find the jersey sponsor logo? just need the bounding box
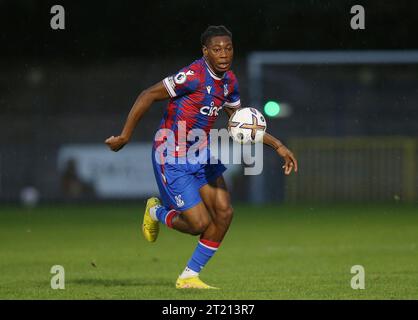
[175,194,184,208]
[206,86,212,94]
[174,72,187,84]
[200,105,223,116]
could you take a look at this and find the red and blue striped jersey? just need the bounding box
[156,57,241,156]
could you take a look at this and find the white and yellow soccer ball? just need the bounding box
[228,107,267,144]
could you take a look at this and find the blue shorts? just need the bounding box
[151,147,227,211]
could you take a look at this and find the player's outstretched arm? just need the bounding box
[224,106,237,118]
[263,132,298,175]
[224,107,297,175]
[105,81,170,152]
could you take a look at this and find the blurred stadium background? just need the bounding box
[1,0,418,205]
[1,0,418,299]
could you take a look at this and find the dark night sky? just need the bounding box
[1,0,418,62]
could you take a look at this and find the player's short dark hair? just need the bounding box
[200,25,232,47]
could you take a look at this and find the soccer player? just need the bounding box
[105,25,298,289]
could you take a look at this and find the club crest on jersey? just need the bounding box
[206,86,212,94]
[175,195,184,208]
[223,84,228,97]
[174,72,187,84]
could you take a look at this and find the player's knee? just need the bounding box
[189,218,210,235]
[216,204,234,224]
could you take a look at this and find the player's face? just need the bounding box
[203,36,234,75]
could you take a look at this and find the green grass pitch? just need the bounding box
[0,203,417,299]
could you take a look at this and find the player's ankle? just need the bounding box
[149,205,160,221]
[179,267,199,279]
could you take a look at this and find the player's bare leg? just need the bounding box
[151,176,231,238]
[174,175,232,289]
[144,177,232,288]
[145,198,211,236]
[153,175,232,237]
[169,202,212,235]
[158,203,217,289]
[198,175,233,243]
[143,196,216,286]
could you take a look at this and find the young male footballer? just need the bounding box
[105,25,298,289]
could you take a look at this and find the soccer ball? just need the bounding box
[228,107,267,144]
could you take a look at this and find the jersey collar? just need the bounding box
[203,57,225,80]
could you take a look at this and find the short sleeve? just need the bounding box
[224,75,241,108]
[162,65,200,98]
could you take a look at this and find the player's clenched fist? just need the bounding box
[105,135,128,152]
